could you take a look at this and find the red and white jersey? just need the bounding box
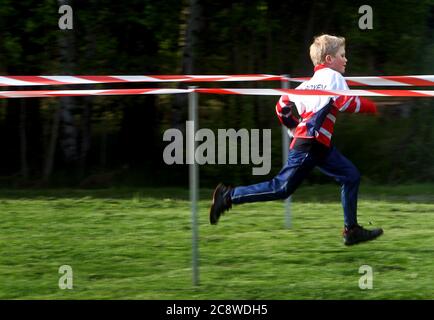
[275,64,376,147]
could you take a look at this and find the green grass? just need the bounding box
[1,184,434,299]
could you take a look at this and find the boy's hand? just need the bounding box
[358,97,377,114]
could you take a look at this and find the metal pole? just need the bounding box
[188,86,199,286]
[281,75,292,228]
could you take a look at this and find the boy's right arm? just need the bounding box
[332,73,377,114]
[334,96,377,114]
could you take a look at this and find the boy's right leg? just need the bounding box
[210,149,317,224]
[317,147,383,245]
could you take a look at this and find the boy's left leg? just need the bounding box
[210,148,317,224]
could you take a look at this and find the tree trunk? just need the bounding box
[19,99,28,180]
[41,0,78,183]
[43,107,61,181]
[79,98,92,178]
[182,0,201,75]
[172,0,202,129]
[100,127,107,169]
[57,0,78,165]
[296,0,317,74]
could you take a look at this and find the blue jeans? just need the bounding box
[230,146,360,227]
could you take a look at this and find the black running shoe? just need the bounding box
[209,183,232,225]
[343,224,383,246]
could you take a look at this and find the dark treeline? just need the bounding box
[0,0,434,188]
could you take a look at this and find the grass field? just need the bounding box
[1,184,434,299]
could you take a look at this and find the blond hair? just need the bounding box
[309,34,345,66]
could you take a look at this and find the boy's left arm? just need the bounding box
[275,95,301,128]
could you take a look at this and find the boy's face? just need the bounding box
[325,46,347,74]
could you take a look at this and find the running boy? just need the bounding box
[209,34,383,246]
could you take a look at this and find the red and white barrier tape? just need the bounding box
[195,88,434,97]
[1,74,434,87]
[290,75,434,86]
[0,88,192,99]
[0,74,282,87]
[1,87,434,99]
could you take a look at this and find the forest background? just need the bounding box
[1,0,434,188]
